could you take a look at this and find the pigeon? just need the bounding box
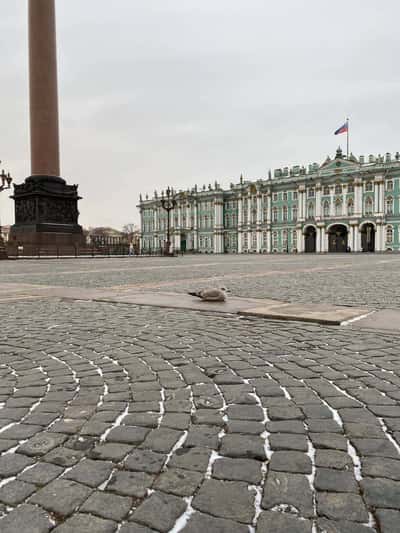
[188,287,228,302]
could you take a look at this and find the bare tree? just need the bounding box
[122,223,138,235]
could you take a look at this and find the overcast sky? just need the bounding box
[1,0,399,229]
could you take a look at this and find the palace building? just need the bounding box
[138,148,400,254]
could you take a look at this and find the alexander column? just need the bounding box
[10,0,84,253]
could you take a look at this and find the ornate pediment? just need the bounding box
[319,147,359,175]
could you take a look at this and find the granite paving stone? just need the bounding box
[220,434,266,460]
[316,518,377,533]
[89,442,133,462]
[153,467,203,496]
[52,513,116,533]
[314,468,358,492]
[18,432,68,457]
[106,470,154,498]
[0,479,37,505]
[0,453,35,477]
[269,451,312,474]
[30,478,93,517]
[131,491,186,532]
[181,511,249,533]
[0,503,53,533]
[80,491,132,521]
[192,479,255,523]
[317,492,369,522]
[375,509,400,533]
[212,457,262,484]
[168,446,211,472]
[261,471,314,517]
[360,477,400,509]
[64,458,113,487]
[106,426,149,445]
[124,448,166,474]
[256,511,312,533]
[120,524,157,533]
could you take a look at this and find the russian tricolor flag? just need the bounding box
[334,122,348,135]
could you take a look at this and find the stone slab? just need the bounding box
[240,302,371,325]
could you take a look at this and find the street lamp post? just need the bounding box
[0,163,13,260]
[160,186,177,256]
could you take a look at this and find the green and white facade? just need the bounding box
[139,148,400,253]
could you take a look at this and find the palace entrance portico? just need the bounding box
[328,224,348,253]
[360,222,376,252]
[304,225,316,253]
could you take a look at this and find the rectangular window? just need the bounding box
[273,193,278,202]
[293,191,298,200]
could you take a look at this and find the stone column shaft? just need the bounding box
[29,0,60,176]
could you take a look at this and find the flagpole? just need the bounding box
[346,117,349,158]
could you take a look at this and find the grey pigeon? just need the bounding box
[188,287,228,302]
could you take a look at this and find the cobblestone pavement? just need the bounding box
[1,253,400,308]
[1,297,400,532]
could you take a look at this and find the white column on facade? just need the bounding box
[354,226,361,252]
[238,231,243,253]
[376,223,383,251]
[354,181,362,216]
[297,228,303,252]
[267,229,271,253]
[319,227,325,252]
[247,195,252,225]
[238,195,243,225]
[267,193,272,224]
[330,188,335,217]
[186,204,190,230]
[193,202,198,250]
[214,197,223,254]
[256,193,262,225]
[324,230,329,252]
[256,230,262,253]
[302,191,307,220]
[374,181,380,214]
[316,186,321,219]
[379,182,385,216]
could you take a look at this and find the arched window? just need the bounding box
[365,181,373,192]
[282,230,288,250]
[386,226,393,243]
[323,201,330,217]
[273,232,278,248]
[335,183,342,194]
[308,202,315,218]
[365,197,373,215]
[386,197,393,215]
[323,186,330,195]
[335,198,342,216]
[262,231,268,246]
[347,199,354,216]
[272,208,278,222]
[292,206,298,222]
[387,180,394,191]
[283,206,288,221]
